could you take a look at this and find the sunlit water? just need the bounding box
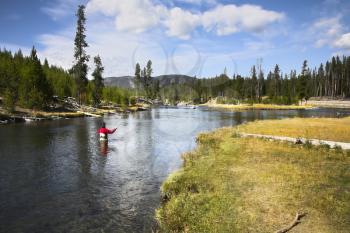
[1,107,350,233]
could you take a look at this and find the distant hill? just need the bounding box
[103,74,195,89]
[103,76,135,89]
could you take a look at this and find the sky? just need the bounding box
[1,0,350,78]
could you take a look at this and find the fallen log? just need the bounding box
[77,111,102,117]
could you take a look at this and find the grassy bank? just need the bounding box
[157,119,350,232]
[202,103,314,110]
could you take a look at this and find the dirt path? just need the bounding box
[240,133,350,150]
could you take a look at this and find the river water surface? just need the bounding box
[1,107,350,233]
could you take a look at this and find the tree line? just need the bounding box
[145,56,350,105]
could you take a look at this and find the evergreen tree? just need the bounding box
[297,60,309,103]
[145,60,153,98]
[134,63,141,95]
[250,65,257,101]
[92,55,104,107]
[72,5,89,104]
[273,64,281,98]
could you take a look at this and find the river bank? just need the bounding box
[201,103,314,110]
[157,117,350,232]
[202,98,350,110]
[307,100,350,108]
[0,104,150,124]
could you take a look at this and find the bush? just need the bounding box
[129,96,136,105]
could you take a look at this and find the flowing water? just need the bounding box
[1,107,350,233]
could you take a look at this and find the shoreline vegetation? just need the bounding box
[202,100,350,110]
[156,117,350,233]
[201,97,350,110]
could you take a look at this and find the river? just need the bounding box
[1,107,350,233]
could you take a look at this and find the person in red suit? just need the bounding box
[98,122,117,141]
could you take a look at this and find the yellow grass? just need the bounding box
[202,103,314,110]
[157,122,350,232]
[237,116,350,142]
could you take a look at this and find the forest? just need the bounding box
[136,56,350,105]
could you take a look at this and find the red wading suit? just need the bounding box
[98,127,117,140]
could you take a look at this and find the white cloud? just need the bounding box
[174,0,217,5]
[334,33,350,49]
[202,4,285,36]
[86,0,284,39]
[86,0,167,33]
[165,7,201,39]
[37,34,75,69]
[311,16,344,48]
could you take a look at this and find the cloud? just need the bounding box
[173,0,217,5]
[202,4,285,36]
[310,15,350,53]
[334,33,350,49]
[164,7,201,39]
[86,0,167,33]
[37,34,75,69]
[311,16,344,48]
[86,0,285,39]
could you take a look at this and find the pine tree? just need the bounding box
[273,64,281,98]
[72,5,89,104]
[250,65,257,101]
[92,55,104,107]
[145,60,153,98]
[134,63,141,95]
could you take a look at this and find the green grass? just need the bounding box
[156,126,350,233]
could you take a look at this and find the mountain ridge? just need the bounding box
[103,74,195,89]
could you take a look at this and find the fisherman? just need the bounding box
[98,122,117,141]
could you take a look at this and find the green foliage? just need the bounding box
[102,86,133,106]
[18,47,52,109]
[92,55,104,107]
[3,88,16,112]
[44,65,76,98]
[0,47,76,110]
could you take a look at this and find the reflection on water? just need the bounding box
[1,107,350,232]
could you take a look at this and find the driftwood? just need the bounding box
[275,212,307,233]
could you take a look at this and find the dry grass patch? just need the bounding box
[237,117,350,142]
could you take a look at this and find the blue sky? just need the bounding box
[1,0,350,78]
